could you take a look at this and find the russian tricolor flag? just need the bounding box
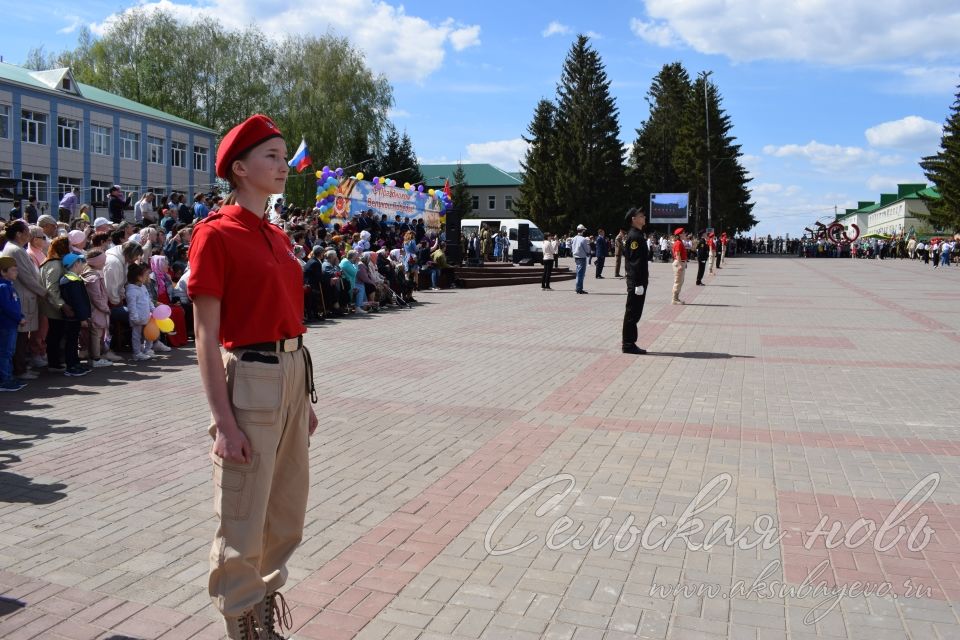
[288,138,312,173]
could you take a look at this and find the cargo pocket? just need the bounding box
[231,359,282,426]
[212,453,260,520]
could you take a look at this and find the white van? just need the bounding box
[460,218,545,262]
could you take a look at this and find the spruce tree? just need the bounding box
[631,63,755,234]
[553,35,625,233]
[920,81,960,231]
[517,99,559,230]
[399,131,425,186]
[628,63,693,209]
[450,163,472,219]
[377,124,403,181]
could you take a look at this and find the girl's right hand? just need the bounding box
[212,423,252,464]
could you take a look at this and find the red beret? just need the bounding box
[216,114,284,179]
[674,227,684,236]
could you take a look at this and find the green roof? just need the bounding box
[852,184,939,214]
[0,62,215,133]
[420,164,522,188]
[897,183,927,198]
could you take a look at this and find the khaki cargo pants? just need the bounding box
[672,259,685,302]
[208,348,310,618]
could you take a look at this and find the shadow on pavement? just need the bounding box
[1,399,86,506]
[646,351,755,360]
[683,303,738,307]
[0,597,25,617]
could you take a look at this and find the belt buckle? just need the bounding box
[280,337,296,353]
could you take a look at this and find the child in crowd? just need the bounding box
[125,263,155,361]
[82,250,114,368]
[59,253,92,377]
[0,256,26,391]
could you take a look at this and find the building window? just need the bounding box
[471,195,479,211]
[171,141,186,168]
[0,105,9,139]
[90,124,111,156]
[21,172,49,203]
[21,110,48,145]
[90,180,112,205]
[505,195,513,211]
[58,176,82,201]
[0,169,10,178]
[58,117,81,151]
[147,136,164,164]
[194,146,208,172]
[120,130,140,160]
[488,195,496,210]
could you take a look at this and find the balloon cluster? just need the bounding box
[315,165,345,223]
[144,304,175,342]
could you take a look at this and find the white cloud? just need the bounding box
[629,18,678,47]
[752,183,783,195]
[388,108,411,119]
[91,0,480,83]
[864,116,942,151]
[866,174,928,192]
[762,141,902,172]
[897,66,960,95]
[633,0,960,65]
[464,138,530,171]
[449,24,481,51]
[584,30,603,40]
[542,21,571,38]
[58,15,83,34]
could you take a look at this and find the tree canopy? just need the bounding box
[518,40,754,236]
[920,81,960,231]
[30,8,398,208]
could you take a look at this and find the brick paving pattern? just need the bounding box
[1,255,959,639]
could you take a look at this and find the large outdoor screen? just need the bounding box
[649,193,690,224]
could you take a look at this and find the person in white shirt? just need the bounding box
[571,225,591,293]
[658,235,669,262]
[133,192,156,225]
[541,233,558,290]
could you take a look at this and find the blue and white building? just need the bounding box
[0,61,216,214]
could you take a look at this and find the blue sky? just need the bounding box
[4,0,959,235]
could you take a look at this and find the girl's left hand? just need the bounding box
[308,406,319,436]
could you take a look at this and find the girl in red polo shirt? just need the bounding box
[188,115,318,640]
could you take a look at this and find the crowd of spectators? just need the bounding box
[0,190,453,392]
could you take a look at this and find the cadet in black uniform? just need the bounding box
[622,207,649,354]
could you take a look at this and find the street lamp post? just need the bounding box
[702,70,713,230]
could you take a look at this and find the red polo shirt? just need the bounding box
[187,205,304,349]
[673,239,687,261]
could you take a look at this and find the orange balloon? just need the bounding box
[144,319,161,342]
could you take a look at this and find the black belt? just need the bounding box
[235,336,303,353]
[233,335,317,404]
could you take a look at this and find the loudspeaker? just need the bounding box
[444,208,463,265]
[517,223,530,250]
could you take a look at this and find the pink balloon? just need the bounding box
[152,304,172,321]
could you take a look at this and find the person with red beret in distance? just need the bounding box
[188,115,319,640]
[671,227,687,305]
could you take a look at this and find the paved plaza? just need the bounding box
[2,256,960,640]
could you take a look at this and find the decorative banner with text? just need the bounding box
[332,177,443,230]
